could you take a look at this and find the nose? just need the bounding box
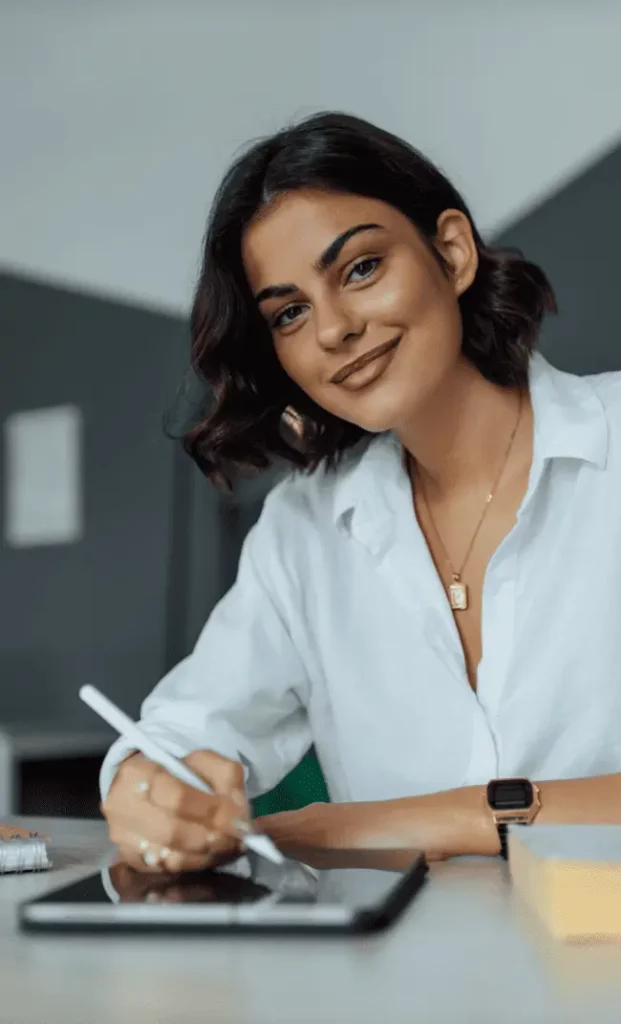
[314,296,365,353]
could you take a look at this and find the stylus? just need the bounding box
[79,684,284,865]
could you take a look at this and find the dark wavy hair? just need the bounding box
[173,111,557,490]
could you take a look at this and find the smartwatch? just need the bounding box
[486,778,541,860]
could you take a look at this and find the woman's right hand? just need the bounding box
[101,749,250,874]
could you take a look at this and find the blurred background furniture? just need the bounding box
[0,724,114,817]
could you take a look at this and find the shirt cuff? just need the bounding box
[99,730,251,801]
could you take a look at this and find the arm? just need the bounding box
[257,773,621,861]
[99,482,312,802]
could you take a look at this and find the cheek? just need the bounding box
[393,259,449,322]
[398,263,464,365]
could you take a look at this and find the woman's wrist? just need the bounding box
[416,785,501,859]
[257,787,503,861]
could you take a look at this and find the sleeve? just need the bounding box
[99,482,313,801]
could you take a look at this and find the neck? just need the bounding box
[396,356,533,501]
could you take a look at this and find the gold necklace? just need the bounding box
[411,391,524,612]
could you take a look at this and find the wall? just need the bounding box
[496,141,621,376]
[2,1,621,313]
[0,273,195,726]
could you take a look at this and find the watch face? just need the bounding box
[487,778,533,811]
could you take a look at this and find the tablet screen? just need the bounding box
[30,847,425,913]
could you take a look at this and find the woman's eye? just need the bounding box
[347,257,382,283]
[272,304,305,329]
[270,259,381,328]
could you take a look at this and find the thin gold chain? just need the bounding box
[412,390,524,582]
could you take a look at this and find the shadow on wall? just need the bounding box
[494,139,621,376]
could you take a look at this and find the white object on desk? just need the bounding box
[79,685,283,865]
[0,833,51,874]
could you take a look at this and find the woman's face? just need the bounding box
[242,189,478,434]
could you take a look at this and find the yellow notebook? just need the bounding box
[508,824,621,941]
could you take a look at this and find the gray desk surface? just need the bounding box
[2,817,621,1024]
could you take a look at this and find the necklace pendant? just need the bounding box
[448,577,468,611]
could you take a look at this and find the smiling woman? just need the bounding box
[99,111,621,878]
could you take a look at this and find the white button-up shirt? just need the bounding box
[100,352,621,802]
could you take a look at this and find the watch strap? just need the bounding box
[497,823,508,860]
[497,822,530,860]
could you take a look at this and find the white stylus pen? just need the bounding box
[79,684,284,865]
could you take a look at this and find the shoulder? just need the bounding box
[585,367,621,408]
[582,368,621,441]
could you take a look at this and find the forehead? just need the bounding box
[242,190,405,288]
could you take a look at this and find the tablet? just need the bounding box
[20,847,428,935]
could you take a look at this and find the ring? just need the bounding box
[138,839,171,869]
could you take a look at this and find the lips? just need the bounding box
[330,336,401,385]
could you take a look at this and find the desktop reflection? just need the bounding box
[105,847,424,906]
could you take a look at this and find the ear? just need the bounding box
[433,210,478,297]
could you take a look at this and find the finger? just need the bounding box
[184,750,249,811]
[108,800,221,855]
[115,842,167,875]
[148,767,240,827]
[102,754,161,815]
[113,828,237,876]
[104,751,250,836]
[160,843,240,874]
[120,843,211,875]
[103,755,225,838]
[112,827,192,875]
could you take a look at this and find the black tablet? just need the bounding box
[20,847,428,935]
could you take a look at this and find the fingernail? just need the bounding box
[204,831,218,844]
[232,817,252,835]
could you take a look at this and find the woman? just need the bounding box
[101,111,621,875]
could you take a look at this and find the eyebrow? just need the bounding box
[253,223,385,305]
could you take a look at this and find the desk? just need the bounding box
[2,817,621,1024]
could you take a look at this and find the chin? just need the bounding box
[352,410,399,435]
[345,383,420,436]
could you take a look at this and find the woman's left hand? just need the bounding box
[256,790,500,862]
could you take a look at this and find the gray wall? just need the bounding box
[0,274,223,727]
[495,141,621,376]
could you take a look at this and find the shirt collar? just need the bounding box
[528,350,608,468]
[331,350,609,534]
